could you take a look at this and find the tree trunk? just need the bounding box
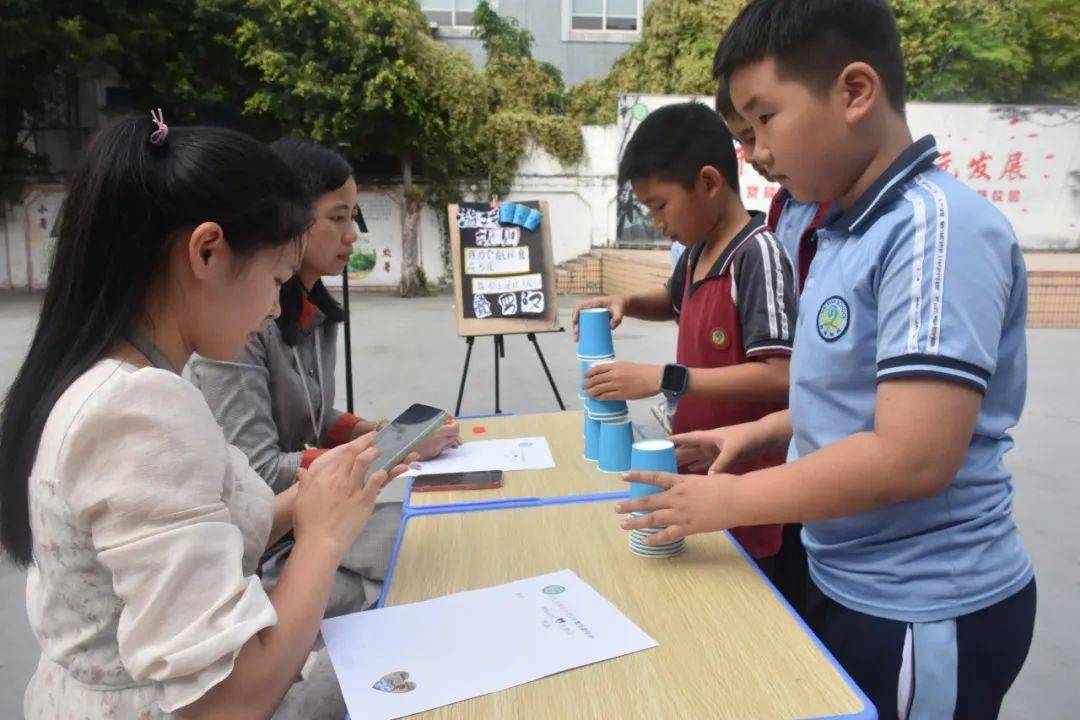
[399,156,422,297]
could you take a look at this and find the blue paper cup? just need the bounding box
[512,203,532,227]
[583,414,601,462]
[523,208,542,232]
[629,439,678,498]
[585,394,628,418]
[598,417,633,473]
[588,410,628,423]
[577,308,615,358]
[498,203,516,224]
[578,358,592,399]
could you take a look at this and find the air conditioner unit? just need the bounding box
[429,21,439,36]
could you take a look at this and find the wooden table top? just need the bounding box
[408,411,629,507]
[384,501,870,719]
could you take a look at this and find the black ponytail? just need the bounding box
[0,116,312,565]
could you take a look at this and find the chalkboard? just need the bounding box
[449,201,560,337]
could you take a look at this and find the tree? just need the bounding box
[235,0,583,294]
[0,1,89,200]
[471,1,583,198]
[1,0,281,203]
[566,0,1080,125]
[3,0,585,296]
[234,0,490,296]
[566,0,745,125]
[895,0,1033,103]
[1023,0,1080,104]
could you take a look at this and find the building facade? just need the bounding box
[421,0,650,86]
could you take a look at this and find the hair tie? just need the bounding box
[149,108,168,145]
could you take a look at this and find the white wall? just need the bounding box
[1,209,12,289]
[610,94,1080,250]
[506,125,623,263]
[907,102,1080,250]
[1,192,56,291]
[322,188,453,291]
[22,186,64,290]
[0,184,451,293]
[5,100,1076,291]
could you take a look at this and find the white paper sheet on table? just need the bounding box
[407,436,554,476]
[321,569,657,720]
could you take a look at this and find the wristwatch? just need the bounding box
[659,363,690,419]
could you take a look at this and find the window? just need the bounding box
[571,0,639,32]
[421,0,477,27]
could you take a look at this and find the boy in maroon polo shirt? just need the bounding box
[573,102,797,583]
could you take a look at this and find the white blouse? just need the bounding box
[23,360,280,717]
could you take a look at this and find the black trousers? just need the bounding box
[804,578,1037,720]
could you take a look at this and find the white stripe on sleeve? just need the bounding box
[766,232,790,340]
[903,188,927,354]
[914,175,949,355]
[755,235,778,339]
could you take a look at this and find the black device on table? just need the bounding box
[412,470,504,493]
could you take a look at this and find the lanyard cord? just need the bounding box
[126,329,179,375]
[292,334,324,445]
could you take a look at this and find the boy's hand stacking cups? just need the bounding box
[625,440,685,558]
[585,360,628,417]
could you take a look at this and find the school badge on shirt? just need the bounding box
[709,327,730,350]
[817,296,850,341]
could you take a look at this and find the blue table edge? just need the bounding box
[371,497,877,720]
[404,409,647,513]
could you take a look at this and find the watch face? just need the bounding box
[662,364,688,393]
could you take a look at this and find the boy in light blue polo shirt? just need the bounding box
[618,1,1035,718]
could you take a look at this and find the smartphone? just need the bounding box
[364,403,449,482]
[412,470,503,493]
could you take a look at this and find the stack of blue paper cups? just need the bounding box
[578,308,632,472]
[498,202,543,232]
[627,439,685,558]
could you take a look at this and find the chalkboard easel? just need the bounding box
[449,201,565,416]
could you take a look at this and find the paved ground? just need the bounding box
[0,291,1076,718]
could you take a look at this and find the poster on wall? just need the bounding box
[615,93,1080,250]
[25,188,65,291]
[906,104,1080,249]
[323,189,402,289]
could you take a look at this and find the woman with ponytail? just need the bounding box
[2,114,413,718]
